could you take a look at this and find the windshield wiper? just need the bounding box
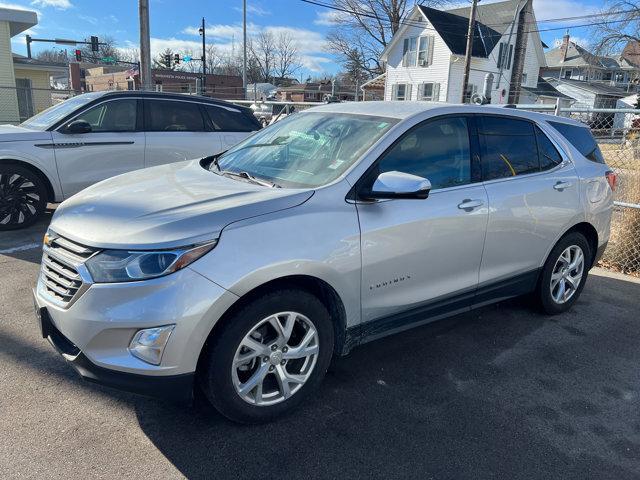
[220,170,281,188]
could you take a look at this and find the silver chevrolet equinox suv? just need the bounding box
[33,102,614,423]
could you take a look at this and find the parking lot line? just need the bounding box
[0,242,41,255]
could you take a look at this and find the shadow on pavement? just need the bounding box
[132,273,640,480]
[0,207,53,265]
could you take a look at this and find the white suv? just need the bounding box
[33,102,614,423]
[0,91,260,230]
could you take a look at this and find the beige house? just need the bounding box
[0,7,67,124]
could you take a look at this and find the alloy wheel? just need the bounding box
[0,173,41,227]
[232,311,319,406]
[550,245,585,304]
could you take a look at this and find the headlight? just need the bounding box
[85,241,217,283]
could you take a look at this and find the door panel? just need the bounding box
[358,185,488,323]
[477,115,582,286]
[144,132,223,167]
[356,115,487,324]
[52,98,144,198]
[479,164,580,284]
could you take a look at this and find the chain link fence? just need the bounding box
[519,105,640,275]
[0,85,77,124]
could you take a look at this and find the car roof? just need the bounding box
[303,101,587,128]
[83,90,247,110]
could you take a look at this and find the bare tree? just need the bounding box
[273,32,301,80]
[249,31,277,82]
[80,35,122,62]
[119,47,140,64]
[36,49,68,63]
[205,44,222,74]
[325,0,446,75]
[591,1,640,54]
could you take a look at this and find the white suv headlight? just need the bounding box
[85,241,217,283]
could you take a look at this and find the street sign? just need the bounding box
[101,56,116,63]
[183,55,192,62]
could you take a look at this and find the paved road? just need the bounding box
[2,216,640,479]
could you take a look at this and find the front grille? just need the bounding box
[40,234,98,306]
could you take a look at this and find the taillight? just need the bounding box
[605,170,617,192]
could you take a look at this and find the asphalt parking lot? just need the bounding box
[2,212,640,479]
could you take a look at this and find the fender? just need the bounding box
[0,141,63,202]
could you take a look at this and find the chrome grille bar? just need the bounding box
[39,234,98,307]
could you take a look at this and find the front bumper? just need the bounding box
[37,302,194,402]
[34,265,238,401]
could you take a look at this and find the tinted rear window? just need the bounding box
[477,116,539,180]
[205,105,259,132]
[548,121,605,164]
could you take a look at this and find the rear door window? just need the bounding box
[205,105,259,132]
[146,100,206,132]
[535,126,563,170]
[548,121,605,163]
[477,116,539,180]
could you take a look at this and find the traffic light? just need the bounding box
[75,49,82,62]
[90,36,99,52]
[163,54,171,68]
[174,54,180,65]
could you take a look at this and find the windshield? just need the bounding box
[214,112,397,188]
[20,93,104,130]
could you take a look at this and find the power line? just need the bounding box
[300,0,639,40]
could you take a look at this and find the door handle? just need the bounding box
[553,181,572,191]
[458,199,484,211]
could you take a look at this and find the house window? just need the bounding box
[392,83,411,100]
[563,69,572,79]
[417,36,433,67]
[403,36,433,67]
[402,37,418,67]
[419,83,440,101]
[497,42,513,69]
[522,73,528,85]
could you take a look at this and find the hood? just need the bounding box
[51,160,314,249]
[0,124,51,142]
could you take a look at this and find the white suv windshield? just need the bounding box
[20,93,104,130]
[214,112,398,188]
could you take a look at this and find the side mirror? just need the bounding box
[64,120,92,134]
[362,171,431,200]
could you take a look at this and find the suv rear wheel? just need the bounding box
[199,289,334,423]
[0,164,48,231]
[537,232,591,314]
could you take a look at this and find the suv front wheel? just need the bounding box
[0,164,48,230]
[199,289,334,423]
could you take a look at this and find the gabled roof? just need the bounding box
[544,41,631,70]
[381,0,528,61]
[417,5,503,57]
[521,76,573,100]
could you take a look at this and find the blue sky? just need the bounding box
[2,0,605,78]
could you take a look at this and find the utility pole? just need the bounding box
[139,0,152,91]
[199,18,206,95]
[243,0,247,98]
[461,0,478,103]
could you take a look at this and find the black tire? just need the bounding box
[537,232,591,315]
[199,289,334,424]
[0,164,48,231]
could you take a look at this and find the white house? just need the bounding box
[377,0,547,104]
